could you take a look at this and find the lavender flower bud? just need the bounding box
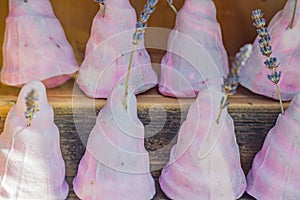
[140,11,151,23]
[148,0,159,7]
[257,27,269,38]
[25,89,40,127]
[251,9,263,20]
[267,71,281,84]
[144,5,155,14]
[94,0,104,5]
[260,45,272,57]
[264,57,278,70]
[133,32,144,45]
[258,34,271,47]
[253,18,266,28]
[136,21,147,32]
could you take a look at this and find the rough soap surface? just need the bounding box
[1,0,79,88]
[76,0,157,98]
[159,86,246,200]
[73,84,155,200]
[0,81,69,199]
[247,92,300,200]
[159,0,229,98]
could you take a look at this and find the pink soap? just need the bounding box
[247,92,300,199]
[76,0,158,98]
[73,84,155,199]
[159,87,246,199]
[239,0,300,101]
[0,81,68,199]
[1,0,79,88]
[159,0,229,98]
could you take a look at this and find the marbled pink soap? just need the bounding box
[159,86,246,200]
[247,92,300,199]
[1,0,78,88]
[73,84,155,199]
[76,0,157,98]
[159,0,229,98]
[240,0,300,101]
[0,81,68,199]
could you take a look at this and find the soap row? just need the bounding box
[1,0,300,101]
[1,76,300,199]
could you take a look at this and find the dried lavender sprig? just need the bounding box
[216,44,252,124]
[166,0,178,14]
[287,0,298,29]
[25,89,40,127]
[94,0,106,17]
[251,9,284,114]
[123,0,159,110]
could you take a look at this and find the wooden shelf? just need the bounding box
[0,79,288,200]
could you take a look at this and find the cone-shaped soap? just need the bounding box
[0,81,68,199]
[247,92,300,199]
[76,0,158,98]
[1,0,79,88]
[159,87,246,199]
[240,0,300,101]
[73,84,155,199]
[159,0,229,98]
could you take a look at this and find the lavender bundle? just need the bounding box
[123,0,159,109]
[216,44,252,124]
[166,0,178,14]
[252,9,284,114]
[94,0,106,17]
[287,0,298,29]
[25,89,40,127]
